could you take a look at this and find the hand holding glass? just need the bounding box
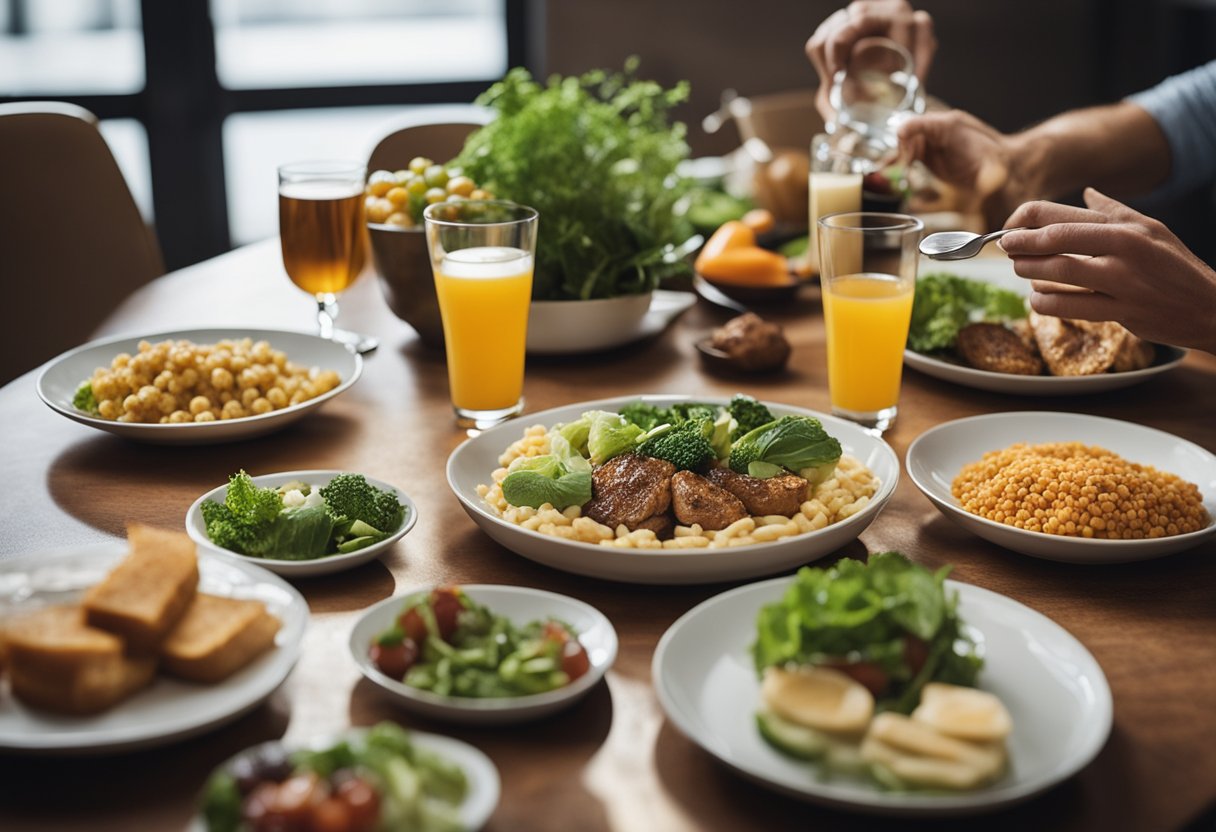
[278,161,377,353]
[424,201,538,429]
[818,212,922,432]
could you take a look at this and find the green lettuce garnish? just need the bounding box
[907,273,1028,353]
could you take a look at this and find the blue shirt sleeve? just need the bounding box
[1127,60,1216,202]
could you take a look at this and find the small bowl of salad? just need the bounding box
[197,721,499,832]
[349,584,618,724]
[186,470,418,578]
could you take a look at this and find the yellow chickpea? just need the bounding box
[266,387,288,408]
[252,340,272,362]
[188,395,211,415]
[222,400,246,419]
[169,410,191,423]
[250,397,273,415]
[180,367,199,388]
[211,367,234,390]
[238,368,260,390]
[98,399,120,419]
[241,387,260,407]
[122,394,140,413]
[272,351,287,369]
[194,411,217,423]
[112,352,132,368]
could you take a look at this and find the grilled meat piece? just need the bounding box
[633,513,675,539]
[1028,312,1128,376]
[585,454,676,530]
[1113,333,1155,372]
[957,322,1044,375]
[704,467,810,516]
[709,312,791,372]
[671,471,748,531]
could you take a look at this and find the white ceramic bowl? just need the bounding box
[527,292,657,354]
[37,328,362,444]
[446,395,900,584]
[0,542,307,755]
[906,411,1216,563]
[186,470,417,578]
[192,727,500,832]
[905,258,1186,395]
[653,575,1112,816]
[349,585,617,724]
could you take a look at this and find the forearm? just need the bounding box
[1001,102,1171,206]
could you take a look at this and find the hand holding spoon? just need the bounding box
[919,227,1027,260]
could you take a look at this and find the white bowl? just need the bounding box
[192,727,500,832]
[906,258,1187,395]
[349,584,617,724]
[37,328,362,444]
[527,292,657,354]
[653,575,1112,816]
[186,470,417,578]
[446,395,900,584]
[906,411,1216,563]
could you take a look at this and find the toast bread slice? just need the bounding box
[4,605,156,714]
[83,524,199,653]
[160,593,280,683]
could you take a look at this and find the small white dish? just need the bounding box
[526,290,695,355]
[192,727,500,832]
[186,470,417,578]
[905,258,1186,395]
[446,395,899,585]
[906,411,1216,563]
[349,585,617,724]
[37,328,362,444]
[0,542,307,755]
[653,575,1112,817]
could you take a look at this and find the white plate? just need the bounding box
[446,395,899,584]
[526,290,695,355]
[186,470,418,578]
[192,727,500,832]
[906,411,1216,563]
[0,542,307,754]
[349,585,617,724]
[37,328,362,444]
[653,575,1112,817]
[905,258,1186,395]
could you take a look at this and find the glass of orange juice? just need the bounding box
[424,200,538,429]
[818,212,923,432]
[278,160,377,353]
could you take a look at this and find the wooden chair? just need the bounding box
[0,102,164,385]
[367,121,481,173]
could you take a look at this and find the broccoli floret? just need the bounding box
[669,402,720,424]
[619,402,670,431]
[320,474,405,533]
[73,381,98,415]
[728,394,775,440]
[636,418,716,471]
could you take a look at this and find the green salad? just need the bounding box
[370,586,591,698]
[201,471,406,560]
[907,272,1028,353]
[201,722,468,832]
[753,552,982,714]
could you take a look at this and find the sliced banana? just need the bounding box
[862,712,1007,790]
[912,682,1013,742]
[760,665,874,734]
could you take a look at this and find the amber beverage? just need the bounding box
[278,181,367,296]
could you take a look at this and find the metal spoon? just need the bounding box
[919,227,1026,260]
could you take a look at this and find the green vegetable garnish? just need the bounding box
[635,418,717,472]
[728,415,842,483]
[73,381,98,415]
[455,61,694,301]
[907,272,1028,353]
[752,552,983,714]
[727,394,775,440]
[320,473,405,533]
[500,434,593,510]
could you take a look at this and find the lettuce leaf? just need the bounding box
[907,273,1028,353]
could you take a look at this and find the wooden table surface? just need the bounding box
[1,238,1214,832]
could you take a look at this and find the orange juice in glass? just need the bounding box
[424,201,538,429]
[818,212,922,432]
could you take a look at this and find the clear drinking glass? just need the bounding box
[808,134,864,274]
[826,36,924,170]
[818,212,923,432]
[278,160,378,353]
[424,200,539,429]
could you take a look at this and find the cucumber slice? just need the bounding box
[755,708,830,760]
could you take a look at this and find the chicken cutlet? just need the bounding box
[703,467,810,517]
[671,471,748,531]
[585,454,676,530]
[956,322,1044,375]
[1028,312,1129,376]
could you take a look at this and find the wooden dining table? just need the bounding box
[1,237,1213,832]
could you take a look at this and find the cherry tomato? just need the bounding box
[336,776,381,830]
[823,659,889,697]
[541,620,570,645]
[397,607,428,642]
[904,636,930,677]
[560,639,591,681]
[429,587,463,642]
[369,638,418,680]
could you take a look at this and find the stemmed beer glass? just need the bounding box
[278,161,377,353]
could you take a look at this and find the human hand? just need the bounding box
[999,188,1216,354]
[897,109,1023,229]
[806,1,935,123]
